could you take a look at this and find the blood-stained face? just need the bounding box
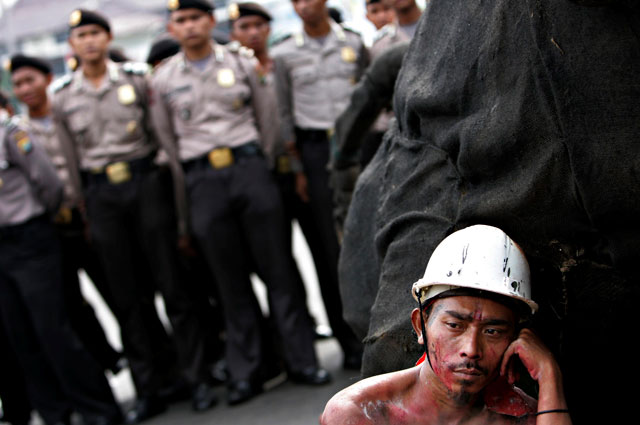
[413,296,516,403]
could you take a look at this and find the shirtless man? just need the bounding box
[321,225,571,425]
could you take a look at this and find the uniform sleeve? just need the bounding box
[6,127,63,214]
[51,94,84,204]
[272,55,296,143]
[149,74,190,237]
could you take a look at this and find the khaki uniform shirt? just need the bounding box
[51,61,156,195]
[272,21,369,142]
[0,118,62,226]
[151,43,271,161]
[19,114,78,208]
[150,43,273,234]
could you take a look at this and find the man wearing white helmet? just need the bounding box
[321,225,571,425]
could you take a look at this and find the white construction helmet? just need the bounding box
[411,225,538,314]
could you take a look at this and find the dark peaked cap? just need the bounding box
[8,54,52,75]
[228,2,272,22]
[68,9,111,33]
[167,0,214,13]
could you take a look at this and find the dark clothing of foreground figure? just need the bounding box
[330,41,409,234]
[339,1,640,423]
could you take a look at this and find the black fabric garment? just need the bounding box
[0,216,120,425]
[186,155,318,383]
[340,0,640,422]
[85,168,208,396]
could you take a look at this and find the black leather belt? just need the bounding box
[82,154,155,186]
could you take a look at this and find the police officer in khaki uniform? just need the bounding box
[369,0,421,57]
[271,0,368,370]
[0,117,122,425]
[151,0,330,406]
[52,9,216,422]
[9,53,125,376]
[365,0,395,31]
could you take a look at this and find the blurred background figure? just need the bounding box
[365,0,395,30]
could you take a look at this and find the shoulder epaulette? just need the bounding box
[341,24,361,36]
[227,41,255,58]
[373,23,396,43]
[50,74,73,93]
[122,61,151,76]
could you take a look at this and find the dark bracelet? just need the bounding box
[536,409,570,416]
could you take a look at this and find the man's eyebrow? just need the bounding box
[444,311,512,326]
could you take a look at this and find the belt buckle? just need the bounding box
[54,207,73,224]
[105,161,132,184]
[208,148,234,169]
[277,156,291,174]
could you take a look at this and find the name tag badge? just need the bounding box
[106,162,132,184]
[341,46,356,63]
[208,148,234,169]
[117,84,136,105]
[217,69,236,88]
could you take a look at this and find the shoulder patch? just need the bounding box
[122,61,151,76]
[13,129,33,154]
[50,74,73,93]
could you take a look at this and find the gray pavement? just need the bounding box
[139,339,360,425]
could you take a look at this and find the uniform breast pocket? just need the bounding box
[291,65,317,86]
[66,107,93,144]
[111,103,145,143]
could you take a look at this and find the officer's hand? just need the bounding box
[500,328,558,385]
[295,172,310,203]
[178,234,198,258]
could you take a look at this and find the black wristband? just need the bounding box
[536,409,570,416]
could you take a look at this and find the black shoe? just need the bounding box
[124,397,167,424]
[191,382,218,412]
[289,367,332,385]
[227,380,262,406]
[85,412,124,425]
[109,356,128,375]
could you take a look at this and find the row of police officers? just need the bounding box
[0,0,423,424]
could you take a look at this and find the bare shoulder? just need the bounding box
[321,368,419,425]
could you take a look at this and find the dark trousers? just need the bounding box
[186,155,317,383]
[0,312,32,425]
[85,168,207,397]
[295,128,363,357]
[0,216,120,425]
[57,210,121,372]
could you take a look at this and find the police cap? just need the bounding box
[228,2,272,22]
[167,0,214,13]
[147,38,181,65]
[68,9,111,33]
[7,54,52,75]
[366,0,382,4]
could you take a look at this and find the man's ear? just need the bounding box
[411,308,425,345]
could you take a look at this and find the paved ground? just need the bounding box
[81,224,362,425]
[136,339,360,425]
